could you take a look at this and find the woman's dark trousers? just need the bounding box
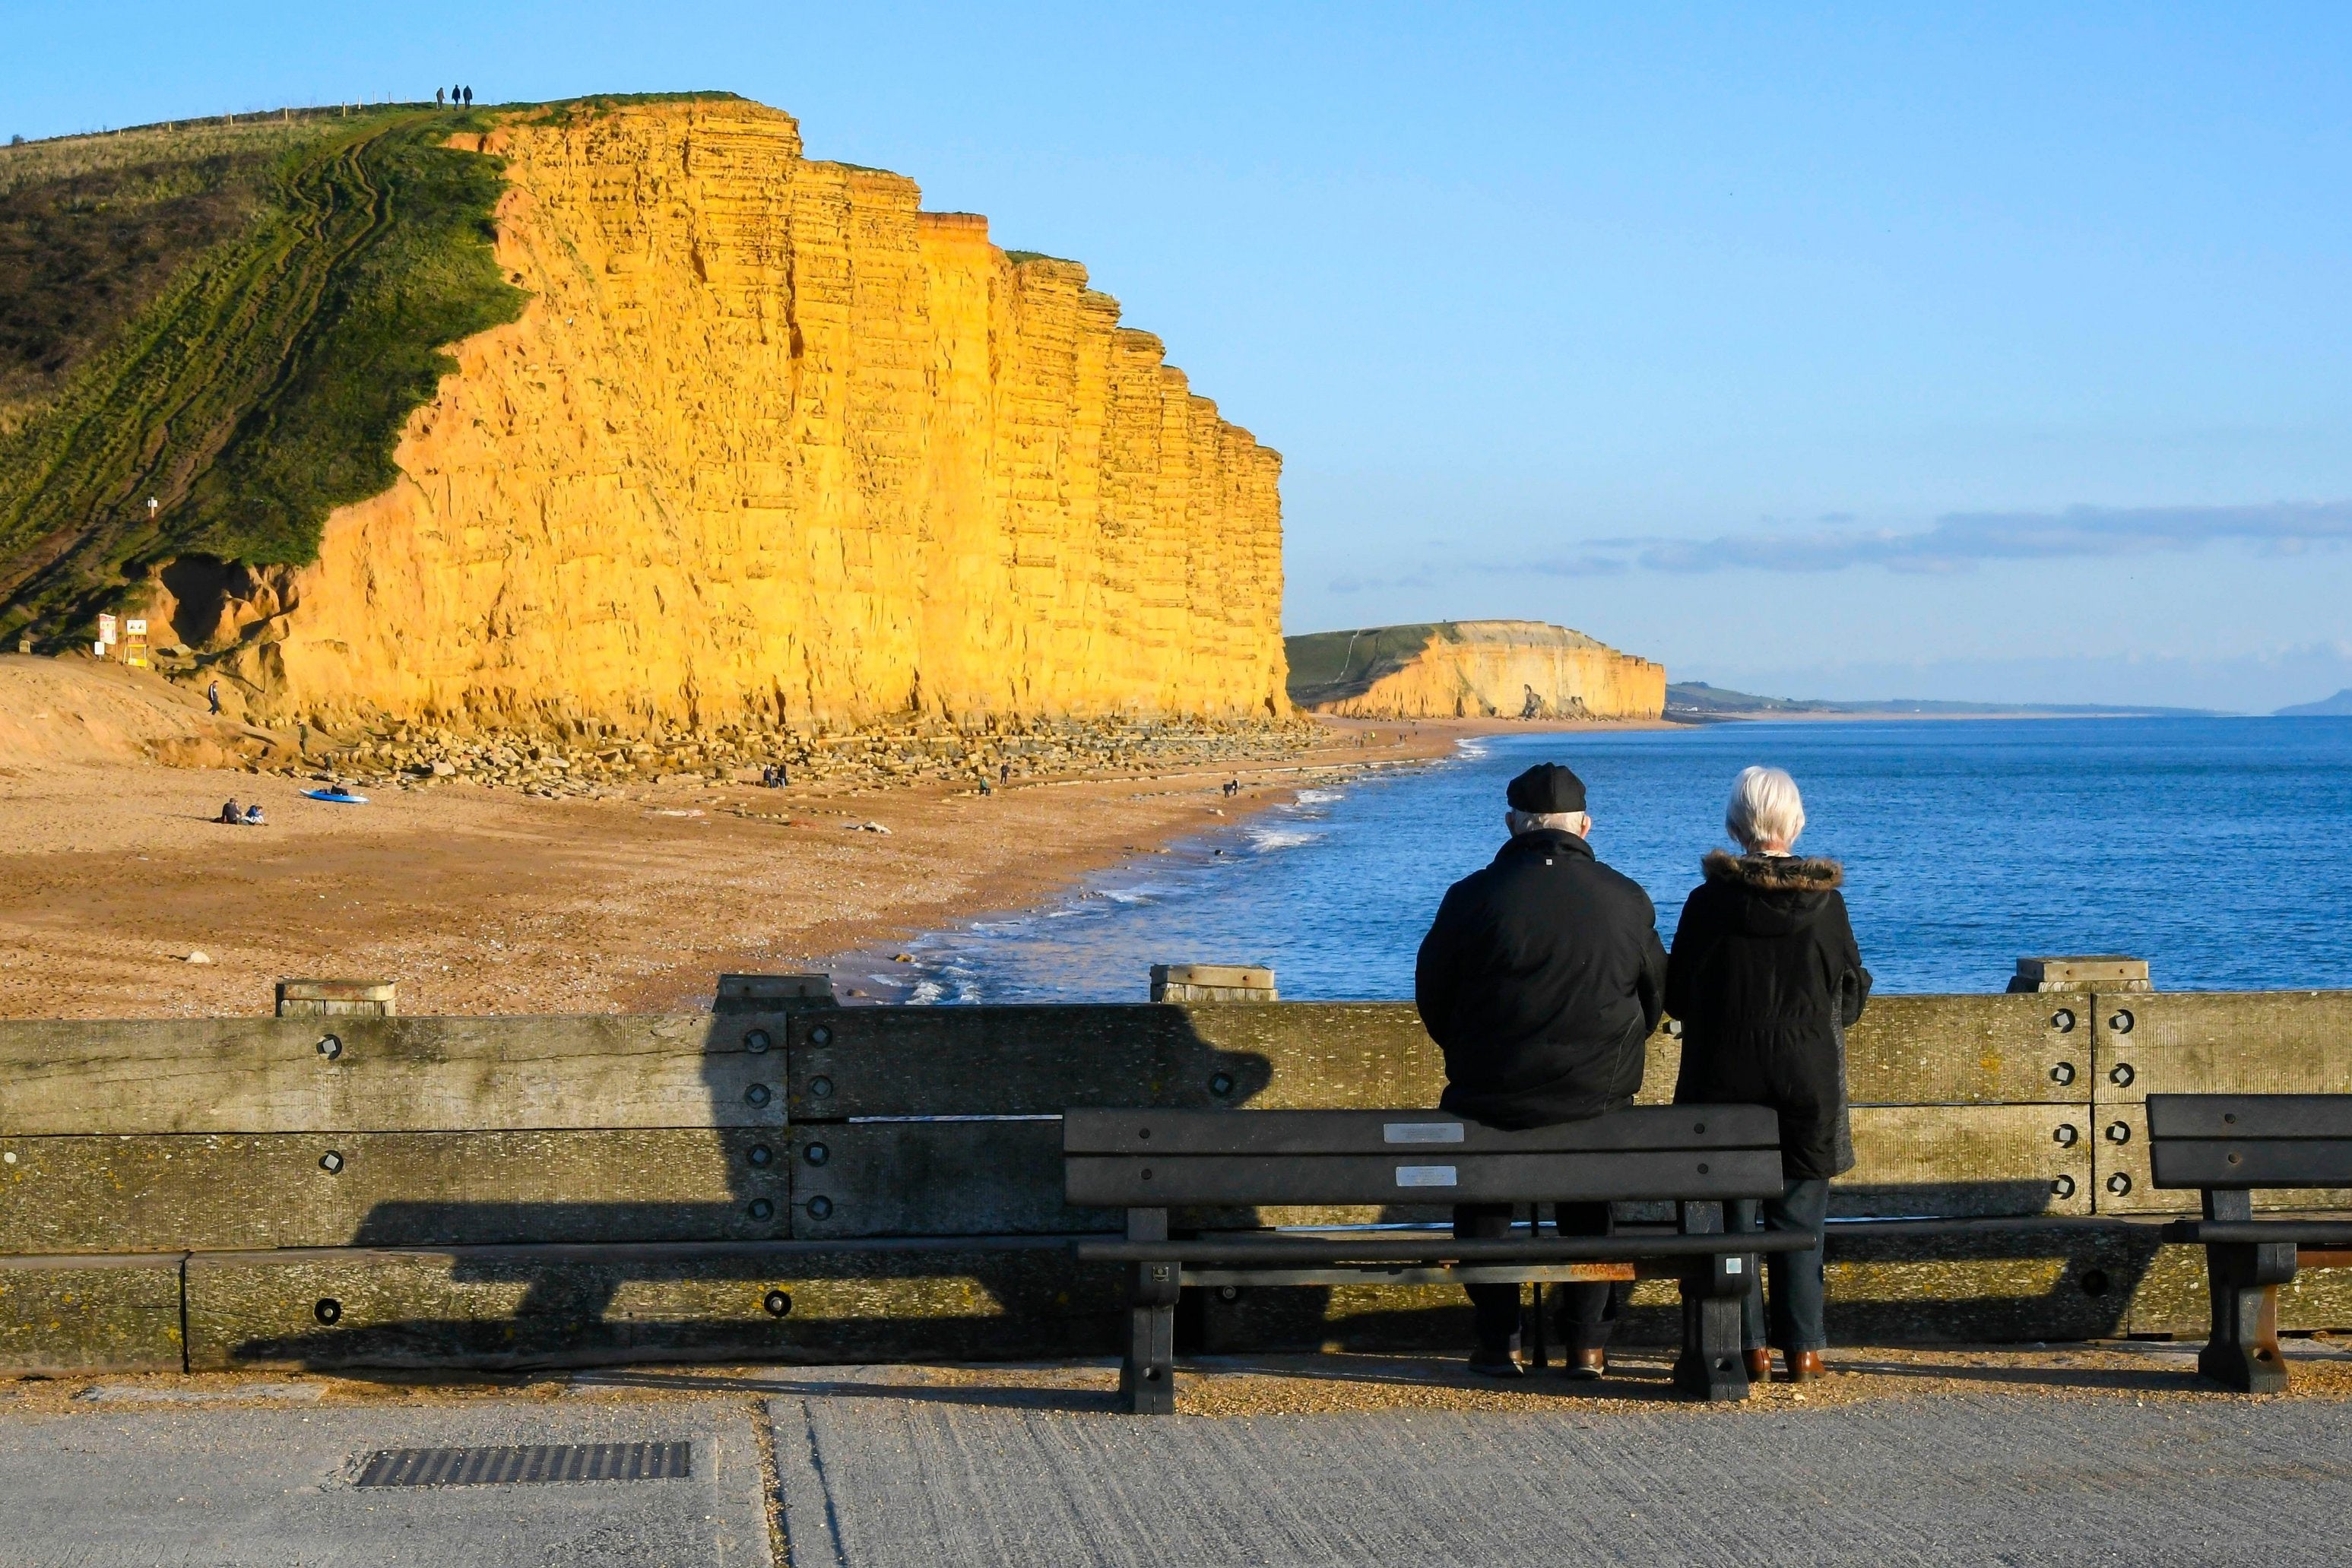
[1733,1177,1831,1352]
[1454,1202,1621,1354]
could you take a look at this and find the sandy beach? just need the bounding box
[1,657,1692,1018]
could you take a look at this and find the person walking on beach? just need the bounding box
[1665,765,1870,1383]
[1415,762,1667,1379]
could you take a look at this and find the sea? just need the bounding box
[848,717,2352,1004]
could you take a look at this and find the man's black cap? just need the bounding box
[1506,762,1586,813]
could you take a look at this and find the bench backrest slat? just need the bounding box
[1063,1104,1778,1157]
[1067,1148,1783,1206]
[1063,1105,1784,1206]
[2147,1093,2352,1189]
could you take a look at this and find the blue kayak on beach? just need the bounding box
[303,789,368,805]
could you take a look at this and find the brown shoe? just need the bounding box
[1782,1350,1825,1383]
[1559,1347,1606,1381]
[1745,1348,1774,1381]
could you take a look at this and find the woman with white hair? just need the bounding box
[1664,765,1870,1383]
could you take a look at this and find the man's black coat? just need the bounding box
[1665,851,1872,1180]
[1415,828,1668,1129]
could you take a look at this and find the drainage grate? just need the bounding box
[354,1441,693,1488]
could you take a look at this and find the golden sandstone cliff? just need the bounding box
[166,99,1286,732]
[1284,621,1666,721]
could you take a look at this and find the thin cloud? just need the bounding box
[1517,554,1631,578]
[1612,501,2352,574]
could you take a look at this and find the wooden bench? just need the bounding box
[2150,1093,2352,1392]
[1065,1104,1817,1413]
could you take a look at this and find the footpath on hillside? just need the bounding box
[3,1344,2350,1566]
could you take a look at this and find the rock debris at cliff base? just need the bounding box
[276,716,1323,800]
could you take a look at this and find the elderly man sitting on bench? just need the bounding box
[1415,762,1668,1379]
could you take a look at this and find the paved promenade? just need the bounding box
[1,1345,2347,1566]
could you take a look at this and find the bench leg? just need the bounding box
[1523,1279,1550,1371]
[2198,1240,2297,1394]
[1119,1207,1178,1414]
[1670,1202,1753,1402]
[2195,1189,2297,1394]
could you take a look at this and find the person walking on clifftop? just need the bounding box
[1415,762,1667,1379]
[1666,765,1870,1384]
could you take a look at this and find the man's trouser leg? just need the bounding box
[1555,1200,1621,1353]
[1732,1196,1767,1351]
[1763,1177,1831,1352]
[1453,1202,1520,1352]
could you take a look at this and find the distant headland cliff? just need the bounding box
[0,96,1285,732]
[1284,620,1666,721]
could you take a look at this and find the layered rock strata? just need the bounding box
[178,99,1285,731]
[1285,620,1666,721]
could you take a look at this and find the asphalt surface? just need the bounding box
[7,1361,2352,1566]
[0,1396,772,1568]
[774,1380,2352,1567]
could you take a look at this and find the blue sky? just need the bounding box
[11,3,2351,711]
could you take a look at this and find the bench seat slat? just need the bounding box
[1066,1148,1783,1206]
[2147,1094,2352,1142]
[2160,1218,2352,1246]
[1062,1104,1778,1156]
[2151,1139,2352,1189]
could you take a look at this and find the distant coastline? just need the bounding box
[1664,680,2220,724]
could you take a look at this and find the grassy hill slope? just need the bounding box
[0,108,525,648]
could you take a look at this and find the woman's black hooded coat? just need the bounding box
[1665,852,1872,1180]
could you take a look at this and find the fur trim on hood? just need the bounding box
[1702,849,1844,892]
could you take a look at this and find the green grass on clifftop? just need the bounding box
[0,109,525,646]
[1282,624,1445,706]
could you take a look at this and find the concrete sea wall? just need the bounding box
[2,990,2348,1374]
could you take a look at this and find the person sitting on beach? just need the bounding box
[1665,765,1870,1385]
[242,803,266,826]
[1415,762,1667,1380]
[218,799,242,824]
